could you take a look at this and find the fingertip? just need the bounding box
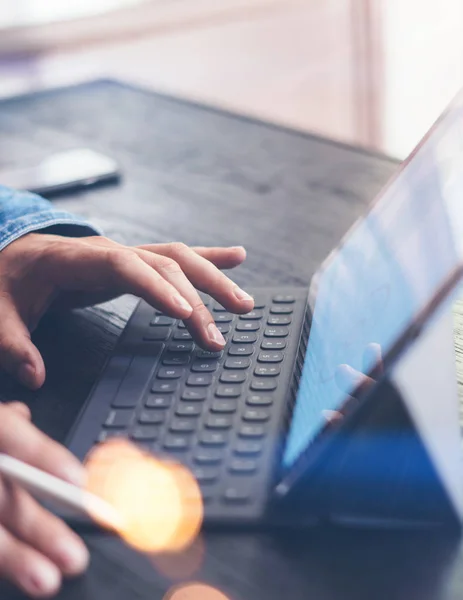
[230,246,247,261]
[55,537,90,577]
[23,559,61,598]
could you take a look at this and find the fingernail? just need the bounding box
[207,323,226,347]
[26,562,60,595]
[173,295,193,314]
[17,363,37,388]
[233,286,253,302]
[56,539,90,574]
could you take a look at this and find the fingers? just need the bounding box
[0,483,88,578]
[40,241,194,321]
[0,522,61,598]
[0,405,85,486]
[4,402,31,420]
[191,246,247,269]
[136,243,253,350]
[141,243,254,313]
[0,296,45,390]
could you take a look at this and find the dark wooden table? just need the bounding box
[0,81,462,600]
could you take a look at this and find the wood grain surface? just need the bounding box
[0,80,462,600]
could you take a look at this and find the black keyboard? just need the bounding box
[67,288,308,524]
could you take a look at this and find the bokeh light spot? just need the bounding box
[163,582,231,600]
[84,440,203,553]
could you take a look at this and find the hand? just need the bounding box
[0,402,88,597]
[0,234,253,389]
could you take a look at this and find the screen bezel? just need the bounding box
[276,88,463,491]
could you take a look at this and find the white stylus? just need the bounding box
[0,453,124,532]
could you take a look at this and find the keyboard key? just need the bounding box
[235,322,260,332]
[138,410,165,425]
[258,352,284,363]
[145,395,172,409]
[230,459,258,474]
[267,316,292,326]
[214,313,233,323]
[239,425,266,438]
[194,449,223,464]
[239,310,263,320]
[192,467,219,483]
[270,305,293,315]
[163,436,190,451]
[167,341,194,353]
[187,374,213,386]
[176,404,202,417]
[143,328,170,341]
[191,359,218,373]
[211,400,237,413]
[233,332,257,344]
[251,297,266,309]
[224,357,251,369]
[216,323,230,335]
[247,394,273,406]
[157,367,184,379]
[251,380,277,391]
[181,389,207,401]
[264,327,289,338]
[220,371,246,384]
[163,353,190,366]
[177,321,187,329]
[261,340,286,350]
[104,410,132,428]
[196,350,223,359]
[200,431,228,446]
[151,381,178,394]
[130,426,158,441]
[273,294,295,304]
[254,365,281,377]
[206,415,234,429]
[173,330,193,341]
[243,409,270,422]
[97,430,127,443]
[170,419,197,433]
[215,385,242,398]
[223,487,250,503]
[234,440,263,455]
[228,345,254,357]
[151,316,175,326]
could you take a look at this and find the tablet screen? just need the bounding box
[283,92,463,469]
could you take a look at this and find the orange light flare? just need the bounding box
[83,439,203,554]
[163,582,232,600]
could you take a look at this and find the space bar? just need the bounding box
[111,347,163,408]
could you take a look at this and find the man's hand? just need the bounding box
[0,234,253,390]
[0,403,88,597]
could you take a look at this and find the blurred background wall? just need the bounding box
[0,0,463,158]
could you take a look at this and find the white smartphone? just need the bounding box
[0,148,120,197]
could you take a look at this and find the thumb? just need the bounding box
[0,298,45,390]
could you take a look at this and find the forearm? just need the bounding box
[0,184,101,251]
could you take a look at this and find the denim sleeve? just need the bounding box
[0,185,102,252]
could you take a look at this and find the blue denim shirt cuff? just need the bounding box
[0,185,102,252]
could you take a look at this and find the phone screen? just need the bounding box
[0,149,120,196]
